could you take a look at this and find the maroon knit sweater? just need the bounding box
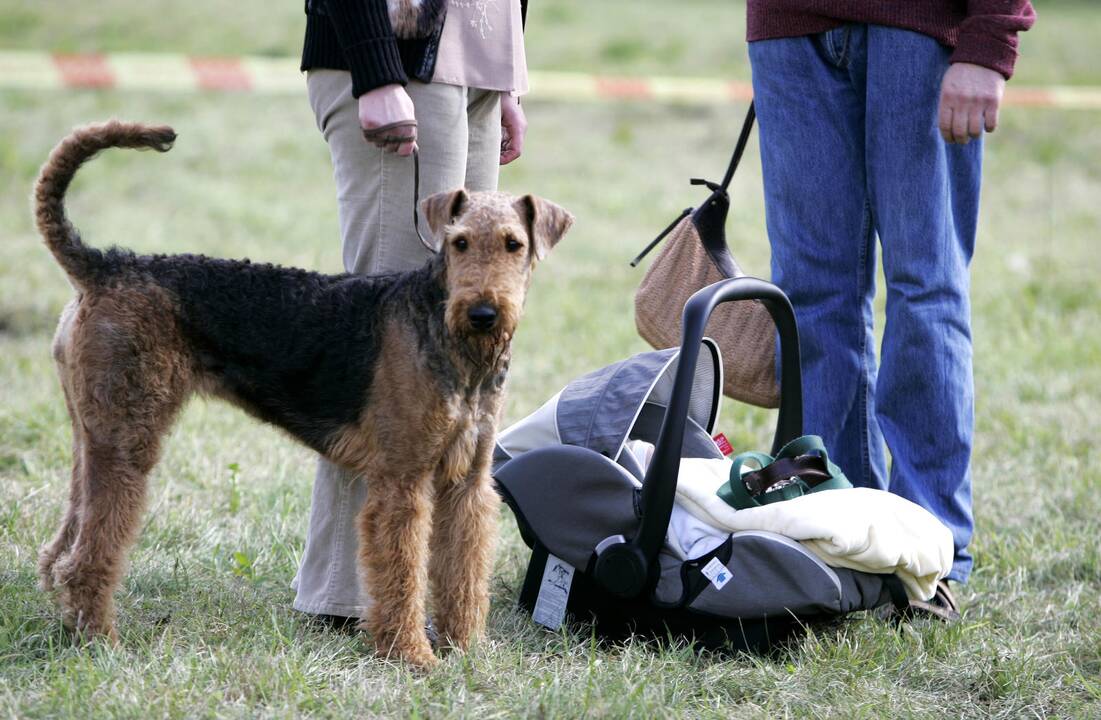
[746,1,1036,79]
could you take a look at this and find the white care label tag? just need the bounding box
[701,557,732,590]
[532,553,574,630]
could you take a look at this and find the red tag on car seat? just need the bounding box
[713,433,734,456]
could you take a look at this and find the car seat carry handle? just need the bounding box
[640,276,802,560]
[593,277,802,599]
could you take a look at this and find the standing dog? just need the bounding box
[33,121,572,668]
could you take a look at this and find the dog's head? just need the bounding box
[421,189,573,355]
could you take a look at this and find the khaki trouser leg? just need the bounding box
[292,70,501,617]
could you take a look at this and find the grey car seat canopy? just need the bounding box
[494,339,724,476]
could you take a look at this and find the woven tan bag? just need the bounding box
[633,104,780,408]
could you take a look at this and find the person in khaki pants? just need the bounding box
[292,0,529,622]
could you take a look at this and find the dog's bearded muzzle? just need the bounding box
[446,296,519,360]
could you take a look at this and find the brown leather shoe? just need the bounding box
[904,579,961,623]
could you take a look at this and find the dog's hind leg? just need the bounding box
[48,299,190,641]
[51,396,184,640]
[356,464,438,669]
[37,387,87,592]
[428,431,500,652]
[40,303,89,590]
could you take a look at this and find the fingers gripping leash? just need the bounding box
[361,119,418,150]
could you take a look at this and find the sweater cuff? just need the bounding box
[344,37,408,97]
[949,25,1020,80]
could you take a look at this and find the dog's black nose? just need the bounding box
[467,304,498,331]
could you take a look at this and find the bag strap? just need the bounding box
[690,102,756,278]
[694,102,757,195]
[630,103,756,266]
[724,101,756,188]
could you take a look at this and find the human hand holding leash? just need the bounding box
[938,62,1006,145]
[359,83,418,156]
[500,92,526,165]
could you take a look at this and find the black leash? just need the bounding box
[412,148,437,253]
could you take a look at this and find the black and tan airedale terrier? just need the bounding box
[33,120,572,668]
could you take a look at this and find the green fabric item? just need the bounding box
[717,435,852,510]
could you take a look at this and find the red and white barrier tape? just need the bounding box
[3,51,1100,110]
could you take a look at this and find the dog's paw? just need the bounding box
[69,617,120,646]
[431,628,472,655]
[50,560,119,641]
[400,644,440,671]
[64,600,119,643]
[431,613,485,654]
[371,633,439,670]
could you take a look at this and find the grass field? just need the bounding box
[2,1,1100,717]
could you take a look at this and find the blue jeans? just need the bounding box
[749,25,982,582]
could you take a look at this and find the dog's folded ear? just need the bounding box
[513,195,574,262]
[420,188,469,251]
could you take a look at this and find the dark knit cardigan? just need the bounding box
[302,0,529,98]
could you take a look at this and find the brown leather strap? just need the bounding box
[362,120,418,148]
[904,579,961,622]
[740,454,832,496]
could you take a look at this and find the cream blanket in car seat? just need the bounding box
[671,456,954,602]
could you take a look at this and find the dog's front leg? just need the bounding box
[428,420,500,652]
[356,466,438,669]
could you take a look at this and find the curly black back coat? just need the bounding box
[35,119,455,455]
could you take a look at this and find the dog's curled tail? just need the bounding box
[34,120,176,286]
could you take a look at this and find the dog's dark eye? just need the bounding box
[452,236,469,252]
[504,236,523,253]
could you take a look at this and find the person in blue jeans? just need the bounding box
[747,5,1035,618]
